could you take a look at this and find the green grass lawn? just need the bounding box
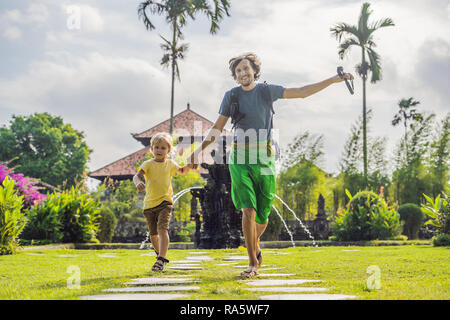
[0,245,448,300]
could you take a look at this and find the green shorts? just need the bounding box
[228,143,276,224]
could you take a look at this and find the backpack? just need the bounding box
[229,82,279,159]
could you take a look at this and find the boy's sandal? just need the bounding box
[152,256,169,272]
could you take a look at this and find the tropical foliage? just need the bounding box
[22,187,101,244]
[332,190,400,241]
[0,177,27,255]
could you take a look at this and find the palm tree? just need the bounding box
[330,2,394,186]
[138,0,231,134]
[392,97,423,159]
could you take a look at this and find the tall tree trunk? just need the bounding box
[362,48,368,187]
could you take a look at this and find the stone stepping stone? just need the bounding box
[98,253,118,257]
[216,262,238,266]
[223,256,248,261]
[260,293,357,300]
[140,253,156,257]
[173,260,201,264]
[248,287,329,293]
[186,256,213,261]
[341,249,361,252]
[81,293,189,300]
[56,254,79,257]
[125,278,199,285]
[167,266,204,270]
[257,273,296,277]
[103,286,200,293]
[24,252,44,255]
[258,267,285,271]
[271,252,290,255]
[246,279,322,286]
[170,263,201,267]
[188,251,209,255]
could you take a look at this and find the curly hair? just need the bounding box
[228,52,261,81]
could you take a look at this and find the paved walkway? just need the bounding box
[80,250,357,300]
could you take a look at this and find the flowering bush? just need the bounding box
[0,165,46,209]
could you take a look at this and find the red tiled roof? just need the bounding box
[133,108,229,140]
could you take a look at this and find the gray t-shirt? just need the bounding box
[219,83,285,141]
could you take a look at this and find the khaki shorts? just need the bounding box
[143,200,173,235]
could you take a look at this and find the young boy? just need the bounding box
[133,132,190,272]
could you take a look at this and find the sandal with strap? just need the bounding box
[152,256,169,272]
[240,269,258,279]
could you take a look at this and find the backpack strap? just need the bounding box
[262,81,275,141]
[230,87,244,130]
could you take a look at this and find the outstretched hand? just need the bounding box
[335,72,354,83]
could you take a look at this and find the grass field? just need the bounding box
[0,245,448,300]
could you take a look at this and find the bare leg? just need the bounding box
[242,207,258,270]
[150,234,159,254]
[255,222,267,267]
[157,228,170,259]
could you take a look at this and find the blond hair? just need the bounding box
[228,52,262,81]
[150,132,173,154]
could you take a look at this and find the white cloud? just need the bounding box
[2,26,22,40]
[27,3,50,24]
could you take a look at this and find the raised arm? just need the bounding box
[283,73,353,99]
[187,114,229,168]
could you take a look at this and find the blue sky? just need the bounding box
[1,0,449,187]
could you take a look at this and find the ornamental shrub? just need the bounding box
[21,193,64,243]
[398,203,424,239]
[332,190,401,241]
[22,187,101,243]
[432,233,450,246]
[97,206,117,243]
[422,193,450,235]
[0,177,27,255]
[0,165,46,209]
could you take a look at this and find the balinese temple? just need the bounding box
[89,104,231,182]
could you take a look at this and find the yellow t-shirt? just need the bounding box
[139,158,180,209]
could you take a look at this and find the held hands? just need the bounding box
[187,153,199,170]
[136,182,145,191]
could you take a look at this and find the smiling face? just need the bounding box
[234,59,256,88]
[151,140,170,161]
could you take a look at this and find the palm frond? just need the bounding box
[366,47,381,83]
[330,23,360,42]
[138,1,167,31]
[358,2,372,41]
[337,37,361,59]
[369,18,395,32]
